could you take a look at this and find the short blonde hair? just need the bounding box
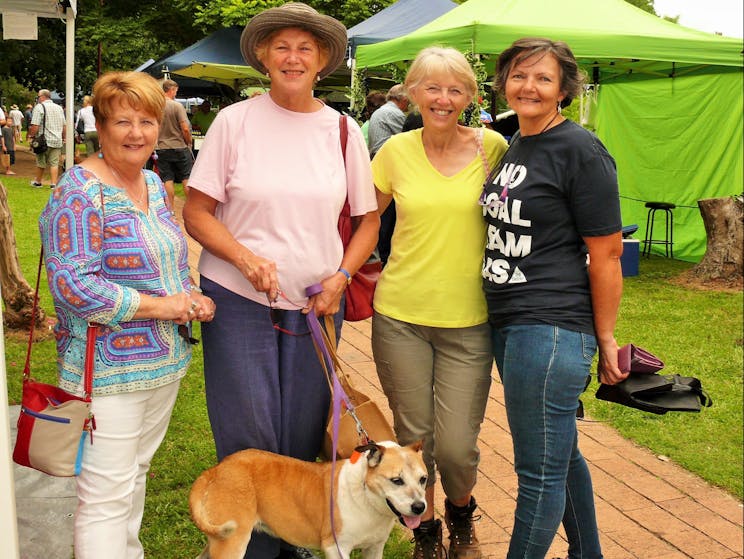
[405,47,477,101]
[92,72,166,125]
[254,27,330,74]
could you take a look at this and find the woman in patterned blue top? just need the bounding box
[38,71,215,559]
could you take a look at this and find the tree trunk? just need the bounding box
[689,196,743,283]
[0,179,45,330]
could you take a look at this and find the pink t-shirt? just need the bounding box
[188,94,376,308]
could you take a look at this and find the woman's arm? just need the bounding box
[183,188,279,301]
[584,231,627,385]
[375,189,392,216]
[309,209,380,316]
[42,183,195,326]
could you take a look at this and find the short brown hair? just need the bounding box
[364,91,386,119]
[494,38,585,108]
[92,72,166,125]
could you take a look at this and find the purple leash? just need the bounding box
[305,283,351,554]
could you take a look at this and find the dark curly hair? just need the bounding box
[493,37,586,109]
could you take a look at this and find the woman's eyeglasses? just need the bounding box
[478,183,509,210]
[178,323,199,345]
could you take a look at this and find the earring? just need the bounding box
[557,102,562,114]
[265,72,270,78]
[315,74,321,83]
[98,151,103,159]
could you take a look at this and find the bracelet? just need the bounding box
[190,284,203,294]
[338,267,352,285]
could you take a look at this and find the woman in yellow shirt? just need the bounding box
[371,46,507,559]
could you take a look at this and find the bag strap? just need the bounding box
[22,252,45,381]
[25,248,97,401]
[475,127,490,178]
[672,375,714,408]
[39,102,47,135]
[338,115,351,243]
[339,114,348,160]
[27,181,107,399]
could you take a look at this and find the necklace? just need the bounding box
[107,163,147,206]
[538,110,561,135]
[478,110,562,209]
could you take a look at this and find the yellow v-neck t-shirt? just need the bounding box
[372,128,508,327]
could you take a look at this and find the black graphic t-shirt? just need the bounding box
[482,120,621,335]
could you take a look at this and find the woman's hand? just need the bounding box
[189,291,216,323]
[596,336,628,385]
[140,292,194,325]
[584,232,626,386]
[236,250,279,302]
[305,272,347,316]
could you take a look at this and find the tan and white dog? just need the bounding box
[190,441,427,559]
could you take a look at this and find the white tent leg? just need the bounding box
[0,285,21,559]
[65,14,75,169]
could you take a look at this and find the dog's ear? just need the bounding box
[408,440,424,453]
[354,443,386,467]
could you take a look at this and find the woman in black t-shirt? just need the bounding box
[481,38,627,559]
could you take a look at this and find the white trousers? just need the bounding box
[74,381,181,559]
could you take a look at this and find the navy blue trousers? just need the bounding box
[200,277,342,559]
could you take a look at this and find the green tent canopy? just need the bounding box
[356,0,743,261]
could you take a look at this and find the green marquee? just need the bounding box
[356,0,743,261]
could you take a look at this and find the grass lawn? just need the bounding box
[2,174,742,558]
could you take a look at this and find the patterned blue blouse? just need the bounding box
[39,166,191,396]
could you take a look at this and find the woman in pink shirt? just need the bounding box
[183,5,378,559]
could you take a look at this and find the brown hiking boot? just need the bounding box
[412,518,447,559]
[444,497,481,559]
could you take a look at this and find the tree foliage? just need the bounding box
[623,0,656,14]
[0,0,665,101]
[186,0,394,28]
[0,0,202,97]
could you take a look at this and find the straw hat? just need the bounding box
[240,2,347,80]
[11,104,19,110]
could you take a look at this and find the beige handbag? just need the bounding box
[311,315,396,460]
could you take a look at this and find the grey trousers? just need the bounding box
[371,311,493,500]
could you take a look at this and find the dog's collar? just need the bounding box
[386,499,406,527]
[386,499,423,530]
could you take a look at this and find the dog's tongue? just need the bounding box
[403,515,421,530]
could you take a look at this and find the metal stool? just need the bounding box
[642,202,675,258]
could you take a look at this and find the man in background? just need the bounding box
[156,79,192,206]
[367,84,409,265]
[24,104,33,140]
[367,84,409,158]
[9,104,24,143]
[190,100,216,135]
[28,89,65,188]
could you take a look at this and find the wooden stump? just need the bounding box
[689,196,743,283]
[0,179,46,330]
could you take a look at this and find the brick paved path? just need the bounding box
[175,199,743,559]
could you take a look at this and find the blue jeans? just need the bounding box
[492,324,602,559]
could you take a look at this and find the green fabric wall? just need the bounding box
[595,70,743,262]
